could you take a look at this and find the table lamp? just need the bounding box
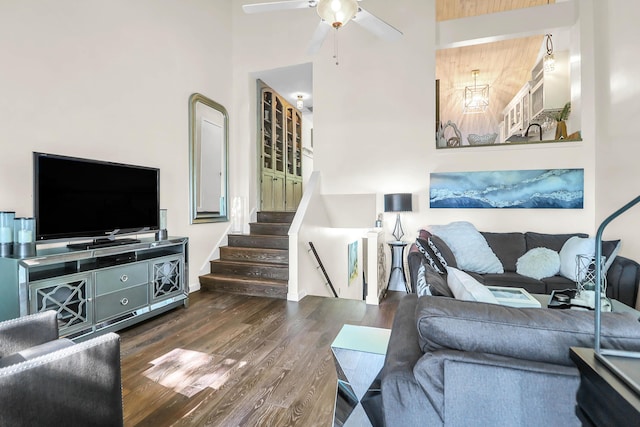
[384,193,412,242]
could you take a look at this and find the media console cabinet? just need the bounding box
[0,236,188,340]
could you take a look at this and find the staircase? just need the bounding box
[199,211,295,299]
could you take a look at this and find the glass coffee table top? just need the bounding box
[331,324,391,355]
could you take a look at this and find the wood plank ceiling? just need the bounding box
[435,0,555,144]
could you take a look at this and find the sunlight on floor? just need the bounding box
[143,348,247,398]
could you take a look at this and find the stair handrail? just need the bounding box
[307,242,338,298]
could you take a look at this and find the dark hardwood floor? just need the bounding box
[119,290,403,426]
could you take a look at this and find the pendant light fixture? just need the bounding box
[463,69,489,114]
[317,0,358,29]
[544,34,555,73]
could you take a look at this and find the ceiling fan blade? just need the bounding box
[352,7,403,41]
[242,1,315,14]
[306,20,331,55]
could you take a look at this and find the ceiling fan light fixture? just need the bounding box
[317,0,358,28]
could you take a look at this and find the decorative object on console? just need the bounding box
[554,101,571,140]
[157,209,168,240]
[441,120,461,147]
[467,133,497,145]
[374,213,383,228]
[463,69,489,114]
[430,169,584,209]
[0,211,15,257]
[384,193,412,242]
[574,254,609,310]
[13,217,35,258]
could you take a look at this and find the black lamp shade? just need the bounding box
[384,193,412,212]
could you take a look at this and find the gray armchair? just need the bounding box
[0,311,123,427]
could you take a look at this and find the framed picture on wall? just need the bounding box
[348,240,358,286]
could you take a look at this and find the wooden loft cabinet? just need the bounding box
[259,80,303,212]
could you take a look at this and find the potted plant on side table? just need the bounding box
[555,101,571,140]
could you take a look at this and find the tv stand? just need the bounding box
[67,238,141,250]
[0,237,188,341]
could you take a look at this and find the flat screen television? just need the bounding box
[34,152,160,246]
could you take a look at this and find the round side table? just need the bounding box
[387,241,410,293]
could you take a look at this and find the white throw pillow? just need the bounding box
[559,236,595,281]
[516,248,561,280]
[428,221,504,274]
[446,266,499,304]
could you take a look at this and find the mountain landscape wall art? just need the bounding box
[430,169,584,209]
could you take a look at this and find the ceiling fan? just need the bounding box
[242,0,403,55]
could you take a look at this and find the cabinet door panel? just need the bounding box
[29,272,93,335]
[293,180,303,208]
[273,176,285,211]
[151,256,184,301]
[261,173,274,211]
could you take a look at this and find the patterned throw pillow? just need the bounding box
[418,230,458,268]
[415,237,450,274]
[417,259,454,298]
[416,261,432,296]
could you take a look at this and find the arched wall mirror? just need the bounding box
[189,93,229,224]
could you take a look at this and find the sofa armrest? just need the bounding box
[607,255,640,309]
[381,294,440,426]
[0,332,123,427]
[0,311,59,356]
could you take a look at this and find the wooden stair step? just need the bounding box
[199,274,287,299]
[249,222,290,236]
[209,260,288,281]
[220,246,288,265]
[227,234,289,250]
[257,211,296,224]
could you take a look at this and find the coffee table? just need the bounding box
[532,294,639,315]
[330,324,391,427]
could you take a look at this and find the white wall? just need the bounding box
[231,0,640,278]
[0,0,233,290]
[4,0,638,298]
[593,0,640,261]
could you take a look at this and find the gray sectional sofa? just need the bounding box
[380,294,640,426]
[408,230,640,308]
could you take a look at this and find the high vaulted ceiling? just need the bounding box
[436,0,558,141]
[436,0,555,22]
[255,1,557,121]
